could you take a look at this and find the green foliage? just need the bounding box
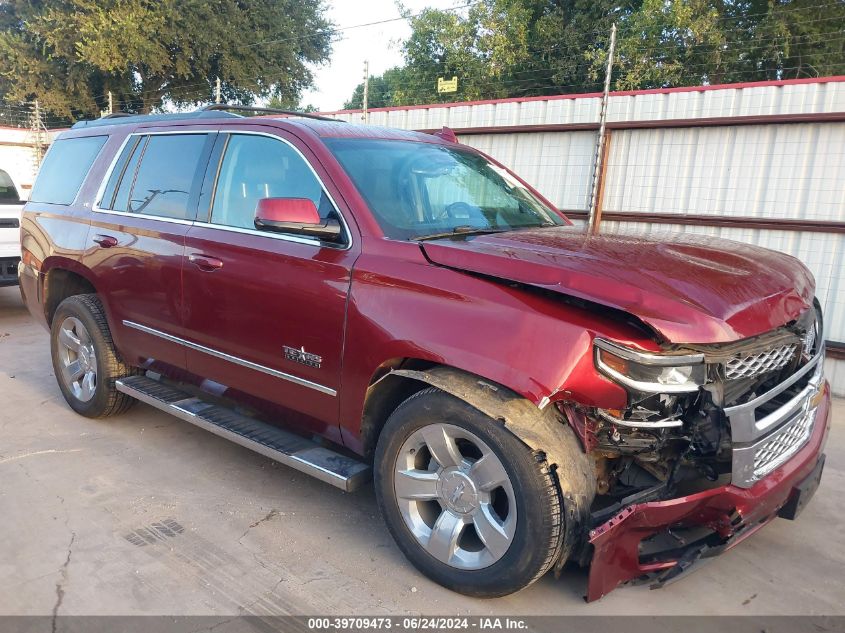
[0,0,333,119]
[344,0,632,107]
[266,95,318,112]
[344,67,407,110]
[610,0,845,89]
[344,0,845,108]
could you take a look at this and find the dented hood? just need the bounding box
[420,226,814,344]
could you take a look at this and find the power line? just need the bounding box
[241,0,485,50]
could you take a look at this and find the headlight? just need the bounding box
[802,320,817,357]
[594,338,706,393]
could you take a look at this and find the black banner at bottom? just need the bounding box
[0,616,843,633]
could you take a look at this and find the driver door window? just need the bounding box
[210,134,336,231]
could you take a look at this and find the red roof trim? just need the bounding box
[320,75,845,116]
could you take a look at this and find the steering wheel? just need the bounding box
[444,201,480,220]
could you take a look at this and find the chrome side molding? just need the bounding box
[123,320,336,396]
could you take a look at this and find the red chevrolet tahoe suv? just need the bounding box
[20,106,830,601]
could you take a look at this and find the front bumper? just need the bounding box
[586,379,831,602]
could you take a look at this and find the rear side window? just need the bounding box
[100,133,209,220]
[0,169,19,202]
[100,136,142,210]
[30,136,107,205]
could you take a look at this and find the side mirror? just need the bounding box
[254,197,342,242]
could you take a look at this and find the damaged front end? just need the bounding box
[570,304,830,601]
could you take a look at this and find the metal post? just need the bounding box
[31,99,45,169]
[215,77,222,104]
[362,60,369,124]
[588,23,617,233]
[108,91,113,115]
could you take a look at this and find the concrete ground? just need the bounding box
[0,284,843,617]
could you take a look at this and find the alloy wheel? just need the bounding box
[57,316,98,402]
[393,423,517,570]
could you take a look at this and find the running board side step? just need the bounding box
[115,375,371,492]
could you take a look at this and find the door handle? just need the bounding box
[92,234,118,248]
[188,253,224,271]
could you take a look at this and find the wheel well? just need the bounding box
[44,269,96,325]
[360,358,438,460]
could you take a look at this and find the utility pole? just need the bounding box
[215,77,222,104]
[587,23,617,234]
[30,99,46,169]
[362,60,369,124]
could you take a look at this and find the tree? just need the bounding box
[343,1,635,107]
[607,0,845,89]
[343,67,407,110]
[0,0,333,119]
[343,0,845,108]
[267,95,318,112]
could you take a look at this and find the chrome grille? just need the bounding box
[752,408,814,479]
[725,344,798,380]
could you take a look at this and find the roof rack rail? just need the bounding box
[72,109,241,129]
[200,104,340,122]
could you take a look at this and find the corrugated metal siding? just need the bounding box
[824,358,845,397]
[603,123,845,221]
[606,80,845,122]
[334,97,602,129]
[459,132,596,212]
[334,78,845,129]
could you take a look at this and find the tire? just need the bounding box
[374,387,564,598]
[50,294,137,418]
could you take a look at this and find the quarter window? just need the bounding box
[30,136,107,205]
[210,134,335,231]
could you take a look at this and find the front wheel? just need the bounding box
[374,388,564,598]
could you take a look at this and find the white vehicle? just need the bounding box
[0,168,23,287]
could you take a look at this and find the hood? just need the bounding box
[420,226,814,344]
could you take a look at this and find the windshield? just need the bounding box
[325,138,565,240]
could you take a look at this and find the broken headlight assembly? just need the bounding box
[799,300,822,360]
[591,339,725,480]
[594,338,706,394]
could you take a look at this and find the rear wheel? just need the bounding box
[50,294,137,418]
[375,388,564,597]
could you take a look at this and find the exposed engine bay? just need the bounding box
[583,304,822,523]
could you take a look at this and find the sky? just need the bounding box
[300,0,462,112]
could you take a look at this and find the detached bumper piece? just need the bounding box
[585,380,831,602]
[116,374,371,492]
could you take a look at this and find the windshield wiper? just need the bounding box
[412,226,511,241]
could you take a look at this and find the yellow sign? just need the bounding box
[437,76,458,94]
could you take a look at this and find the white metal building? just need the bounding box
[0,125,61,199]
